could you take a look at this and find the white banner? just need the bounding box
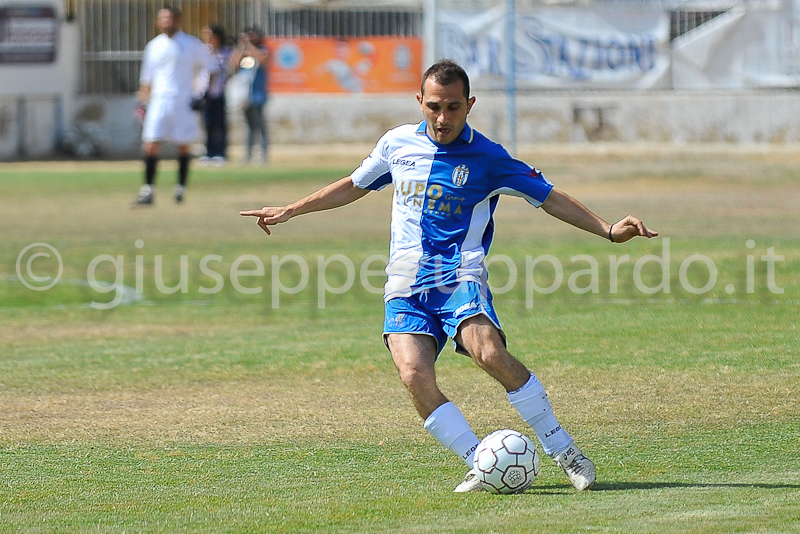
[438,8,671,89]
[672,6,800,89]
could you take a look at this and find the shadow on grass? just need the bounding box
[533,481,800,493]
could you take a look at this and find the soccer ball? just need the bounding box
[473,429,540,494]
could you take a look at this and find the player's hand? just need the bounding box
[239,206,293,235]
[610,215,658,243]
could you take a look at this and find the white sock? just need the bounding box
[423,402,480,467]
[508,373,573,457]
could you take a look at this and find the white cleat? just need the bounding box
[133,184,154,206]
[174,184,185,204]
[554,445,596,491]
[453,469,485,493]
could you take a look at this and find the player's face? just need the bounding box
[157,10,179,37]
[417,78,475,145]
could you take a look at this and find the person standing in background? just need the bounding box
[198,25,233,166]
[230,27,270,164]
[135,6,218,205]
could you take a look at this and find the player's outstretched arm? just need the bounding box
[239,176,369,235]
[541,189,658,243]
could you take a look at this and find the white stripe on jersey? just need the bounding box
[351,122,553,301]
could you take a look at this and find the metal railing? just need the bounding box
[78,1,422,94]
[669,9,728,40]
[78,0,747,94]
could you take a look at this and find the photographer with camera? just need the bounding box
[229,27,270,164]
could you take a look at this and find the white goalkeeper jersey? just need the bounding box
[140,31,217,99]
[351,122,554,301]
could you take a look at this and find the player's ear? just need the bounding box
[466,96,476,114]
[416,92,423,106]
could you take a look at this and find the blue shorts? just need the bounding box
[383,281,504,357]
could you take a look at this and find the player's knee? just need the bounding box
[397,364,434,391]
[471,344,512,373]
[143,143,159,157]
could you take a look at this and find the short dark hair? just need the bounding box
[162,6,181,20]
[245,26,264,40]
[421,59,470,99]
[209,25,225,43]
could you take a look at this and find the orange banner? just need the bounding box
[265,37,422,93]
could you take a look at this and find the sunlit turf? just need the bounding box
[1,156,798,532]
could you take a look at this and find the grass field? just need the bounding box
[1,145,799,533]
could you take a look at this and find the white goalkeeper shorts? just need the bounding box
[142,95,200,145]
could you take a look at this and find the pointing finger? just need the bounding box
[240,209,264,217]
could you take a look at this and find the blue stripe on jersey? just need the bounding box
[351,121,553,301]
[357,170,392,191]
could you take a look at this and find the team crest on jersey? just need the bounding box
[452,164,470,187]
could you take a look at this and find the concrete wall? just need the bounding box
[3,89,800,160]
[72,89,800,159]
[438,90,800,145]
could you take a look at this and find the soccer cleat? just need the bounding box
[174,184,185,204]
[133,184,154,206]
[453,469,485,493]
[553,445,596,491]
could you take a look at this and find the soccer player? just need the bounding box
[135,6,219,205]
[240,59,658,492]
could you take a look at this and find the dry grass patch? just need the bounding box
[2,360,794,451]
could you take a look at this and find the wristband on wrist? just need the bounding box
[608,223,615,243]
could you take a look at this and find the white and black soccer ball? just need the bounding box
[473,429,540,494]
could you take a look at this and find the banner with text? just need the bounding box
[266,37,422,93]
[438,8,671,89]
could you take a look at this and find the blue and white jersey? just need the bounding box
[351,121,554,301]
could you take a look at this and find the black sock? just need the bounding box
[178,155,190,187]
[145,156,158,186]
